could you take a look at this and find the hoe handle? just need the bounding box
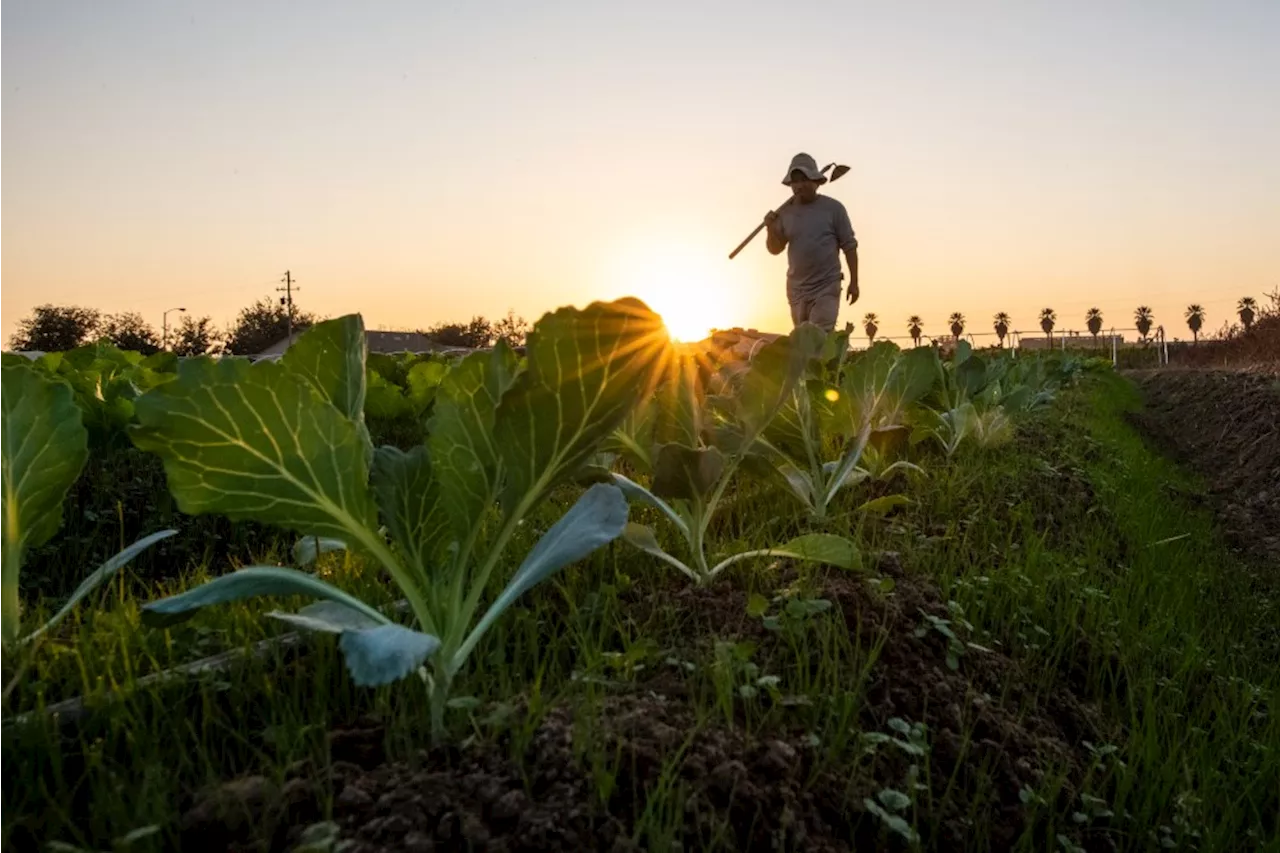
[728,200,793,260]
[728,162,834,260]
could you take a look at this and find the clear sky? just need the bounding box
[3,0,1278,346]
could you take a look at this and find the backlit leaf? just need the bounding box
[281,315,372,457]
[773,533,862,570]
[494,299,670,514]
[2,362,90,643]
[735,324,825,438]
[857,494,914,515]
[428,342,518,546]
[131,357,376,542]
[372,445,447,573]
[1,364,90,556]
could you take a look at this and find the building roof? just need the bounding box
[257,330,465,358]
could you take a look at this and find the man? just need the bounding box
[764,153,859,331]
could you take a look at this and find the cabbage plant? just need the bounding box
[909,343,1057,456]
[2,359,176,695]
[608,325,863,584]
[751,341,936,519]
[130,300,670,739]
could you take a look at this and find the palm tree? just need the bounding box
[1039,308,1056,342]
[948,312,965,340]
[907,316,923,348]
[863,312,879,344]
[1134,306,1154,341]
[1185,304,1206,342]
[993,312,1010,348]
[1085,307,1103,343]
[1238,297,1258,331]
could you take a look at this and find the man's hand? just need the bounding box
[845,281,860,306]
[763,210,779,227]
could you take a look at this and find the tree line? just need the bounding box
[857,296,1268,347]
[5,300,530,355]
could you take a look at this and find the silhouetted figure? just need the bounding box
[763,153,859,332]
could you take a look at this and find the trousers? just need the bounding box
[788,281,841,332]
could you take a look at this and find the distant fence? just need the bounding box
[847,326,1173,368]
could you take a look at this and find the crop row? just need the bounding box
[0,298,1102,736]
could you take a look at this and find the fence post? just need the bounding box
[1110,328,1117,366]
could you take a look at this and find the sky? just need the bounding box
[3,0,1278,347]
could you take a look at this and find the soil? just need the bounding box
[1129,369,1280,566]
[178,556,1109,853]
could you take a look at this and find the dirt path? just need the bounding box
[1128,369,1280,565]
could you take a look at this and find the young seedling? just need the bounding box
[129,300,671,741]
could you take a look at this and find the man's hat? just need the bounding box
[782,153,827,186]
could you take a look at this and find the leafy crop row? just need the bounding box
[1,299,1097,738]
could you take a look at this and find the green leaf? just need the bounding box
[746,592,770,618]
[364,370,412,419]
[281,315,372,460]
[141,565,389,629]
[427,343,518,547]
[372,445,446,573]
[622,521,664,554]
[651,353,703,447]
[339,624,441,686]
[831,342,937,436]
[21,528,178,644]
[620,521,697,580]
[650,443,724,501]
[785,597,832,618]
[116,825,162,846]
[1,364,90,555]
[2,362,90,643]
[268,600,382,633]
[292,536,348,566]
[955,352,988,399]
[406,360,449,412]
[771,460,818,510]
[735,325,825,438]
[877,788,912,812]
[857,494,914,515]
[774,533,862,570]
[494,299,670,514]
[611,473,690,538]
[281,315,369,424]
[460,483,628,666]
[130,357,376,542]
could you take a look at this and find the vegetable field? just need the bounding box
[3,298,1277,852]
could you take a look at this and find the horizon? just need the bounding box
[3,1,1278,348]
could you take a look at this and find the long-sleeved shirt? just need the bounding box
[766,195,857,301]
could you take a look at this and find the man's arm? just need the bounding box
[764,211,787,255]
[835,202,859,304]
[844,246,859,305]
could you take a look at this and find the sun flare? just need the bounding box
[612,241,735,343]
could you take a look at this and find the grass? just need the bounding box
[3,370,1277,852]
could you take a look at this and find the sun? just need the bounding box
[611,241,735,342]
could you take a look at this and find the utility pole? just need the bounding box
[277,271,299,341]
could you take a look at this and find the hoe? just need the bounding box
[728,162,851,260]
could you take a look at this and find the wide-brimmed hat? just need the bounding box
[781,153,827,186]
